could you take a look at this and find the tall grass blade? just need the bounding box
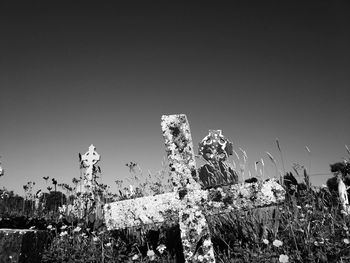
[276,138,286,175]
[266,151,281,182]
[232,149,240,160]
[305,145,311,174]
[346,145,350,156]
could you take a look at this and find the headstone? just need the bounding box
[62,145,101,219]
[105,114,285,262]
[198,130,238,188]
[80,144,100,195]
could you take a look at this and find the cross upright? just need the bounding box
[81,144,100,194]
[161,114,215,262]
[104,114,285,262]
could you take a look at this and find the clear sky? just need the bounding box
[0,1,349,195]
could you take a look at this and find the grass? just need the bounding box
[1,146,350,262]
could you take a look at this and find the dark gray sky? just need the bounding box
[1,1,349,194]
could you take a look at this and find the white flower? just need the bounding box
[147,249,155,261]
[197,255,204,262]
[344,238,350,244]
[132,254,139,261]
[199,238,210,248]
[61,225,67,230]
[58,205,66,213]
[47,225,53,230]
[60,231,68,237]
[93,237,99,242]
[262,239,269,245]
[273,239,283,247]
[279,254,289,263]
[296,206,301,209]
[129,185,135,195]
[29,226,35,230]
[105,242,112,247]
[156,244,166,254]
[73,226,81,233]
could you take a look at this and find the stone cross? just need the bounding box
[81,144,100,194]
[104,114,285,262]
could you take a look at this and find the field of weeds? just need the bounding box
[1,147,350,263]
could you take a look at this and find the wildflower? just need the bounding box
[296,205,301,209]
[47,225,54,230]
[61,225,67,230]
[343,238,350,244]
[279,254,289,263]
[58,205,66,213]
[105,242,112,247]
[73,226,81,233]
[60,231,68,237]
[203,239,211,247]
[273,239,283,247]
[93,237,99,242]
[262,239,269,245]
[156,244,166,254]
[29,226,35,230]
[197,255,204,262]
[343,225,349,231]
[132,254,139,261]
[147,249,155,261]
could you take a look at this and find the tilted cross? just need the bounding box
[104,114,285,262]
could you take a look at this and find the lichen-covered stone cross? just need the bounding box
[104,114,285,262]
[161,114,215,262]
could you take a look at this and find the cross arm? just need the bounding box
[104,179,285,230]
[203,179,285,216]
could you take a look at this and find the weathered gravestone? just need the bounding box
[80,144,101,196]
[60,144,103,221]
[105,114,285,262]
[197,129,239,188]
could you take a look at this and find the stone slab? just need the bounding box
[104,179,285,230]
